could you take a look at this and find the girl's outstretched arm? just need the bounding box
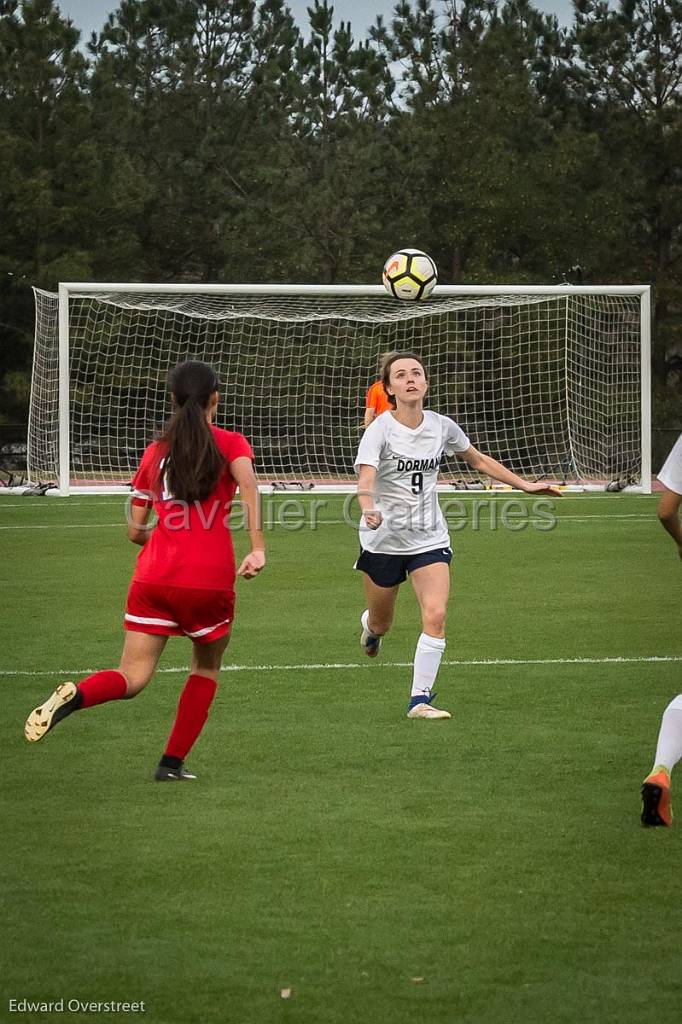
[459,445,563,497]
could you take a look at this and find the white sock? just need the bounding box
[361,609,379,637]
[652,693,682,775]
[411,633,446,698]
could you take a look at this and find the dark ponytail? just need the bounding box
[160,361,224,503]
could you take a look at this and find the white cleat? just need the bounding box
[360,610,381,658]
[24,682,77,742]
[406,700,451,720]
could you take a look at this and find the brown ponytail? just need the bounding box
[160,361,224,503]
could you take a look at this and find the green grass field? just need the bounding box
[1,491,681,1024]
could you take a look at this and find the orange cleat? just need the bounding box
[641,769,672,827]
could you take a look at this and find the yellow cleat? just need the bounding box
[24,682,77,743]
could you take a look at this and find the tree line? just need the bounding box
[0,0,680,435]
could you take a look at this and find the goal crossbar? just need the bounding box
[60,283,650,297]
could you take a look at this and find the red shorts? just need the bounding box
[125,581,235,645]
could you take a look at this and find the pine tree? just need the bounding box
[0,0,93,421]
[569,0,682,382]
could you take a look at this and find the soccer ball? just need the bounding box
[382,248,437,301]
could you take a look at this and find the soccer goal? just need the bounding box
[28,283,651,495]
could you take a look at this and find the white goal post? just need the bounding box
[27,283,652,495]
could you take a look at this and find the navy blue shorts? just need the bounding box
[354,545,452,588]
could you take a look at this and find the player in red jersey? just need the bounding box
[24,361,265,781]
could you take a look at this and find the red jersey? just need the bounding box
[130,426,254,590]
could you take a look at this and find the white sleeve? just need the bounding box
[443,416,471,455]
[354,419,385,471]
[658,433,682,495]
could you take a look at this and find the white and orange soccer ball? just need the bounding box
[382,248,438,301]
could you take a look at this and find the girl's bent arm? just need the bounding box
[657,487,682,558]
[127,502,153,546]
[357,464,377,513]
[230,456,266,579]
[357,464,382,528]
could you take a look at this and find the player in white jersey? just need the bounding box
[354,351,561,719]
[641,432,682,826]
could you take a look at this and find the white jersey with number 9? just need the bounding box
[354,410,470,555]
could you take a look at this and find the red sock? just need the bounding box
[164,674,217,760]
[78,670,128,708]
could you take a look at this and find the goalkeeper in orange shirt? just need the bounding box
[364,354,393,428]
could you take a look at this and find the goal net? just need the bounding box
[28,285,650,493]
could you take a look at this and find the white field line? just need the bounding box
[0,514,657,530]
[2,654,680,678]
